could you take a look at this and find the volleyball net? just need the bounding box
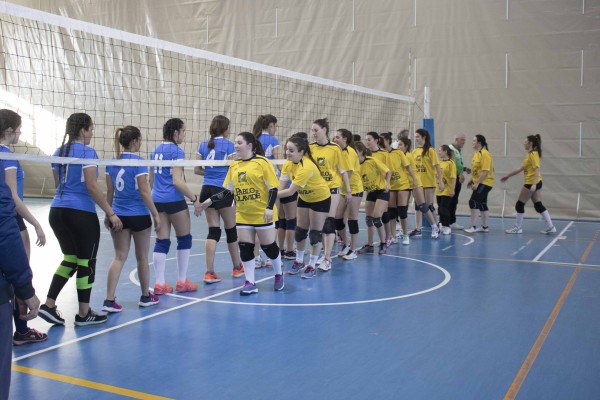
[0,3,415,197]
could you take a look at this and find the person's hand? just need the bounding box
[439,182,445,192]
[264,208,274,224]
[104,215,111,230]
[17,295,40,321]
[152,213,162,232]
[384,183,390,193]
[500,176,509,183]
[34,224,46,246]
[109,214,123,232]
[345,193,352,204]
[467,180,473,189]
[459,174,465,184]
[530,184,537,193]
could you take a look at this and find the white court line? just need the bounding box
[532,221,573,262]
[453,233,475,246]
[535,260,600,269]
[442,246,454,251]
[512,239,534,256]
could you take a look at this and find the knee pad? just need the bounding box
[334,218,346,231]
[154,238,171,254]
[365,216,374,227]
[373,217,383,228]
[381,212,390,225]
[76,258,95,286]
[534,201,546,213]
[176,234,192,250]
[348,219,359,235]
[295,226,309,243]
[261,242,280,260]
[225,227,237,243]
[387,207,397,220]
[238,242,255,262]
[469,199,479,210]
[207,227,222,242]
[428,204,435,213]
[515,200,525,214]
[322,217,335,234]
[480,202,489,212]
[277,218,287,230]
[417,203,429,213]
[286,218,297,231]
[398,206,408,220]
[309,229,323,246]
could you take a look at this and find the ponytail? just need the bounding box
[287,136,319,171]
[209,115,229,149]
[416,128,431,156]
[475,134,489,150]
[114,125,142,159]
[527,134,542,158]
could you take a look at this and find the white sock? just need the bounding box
[243,260,255,284]
[271,254,282,275]
[177,249,190,282]
[309,254,319,266]
[516,213,525,228]
[541,210,553,227]
[296,250,305,263]
[153,252,167,284]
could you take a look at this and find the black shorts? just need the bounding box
[280,191,298,204]
[200,185,234,210]
[366,190,390,202]
[351,192,364,198]
[329,188,340,195]
[119,215,152,232]
[297,196,331,213]
[15,213,26,232]
[155,200,188,215]
[524,181,543,190]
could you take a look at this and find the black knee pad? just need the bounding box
[309,229,322,246]
[534,201,546,213]
[469,199,479,210]
[381,212,390,225]
[238,242,255,262]
[261,242,280,260]
[428,204,435,213]
[348,219,359,235]
[365,216,374,227]
[398,206,408,220]
[515,200,525,214]
[277,218,287,230]
[480,202,488,212]
[373,217,383,228]
[207,227,222,242]
[334,218,345,231]
[387,207,397,220]
[225,227,237,243]
[417,203,429,213]
[286,218,297,231]
[322,217,335,234]
[295,226,309,243]
[76,258,96,284]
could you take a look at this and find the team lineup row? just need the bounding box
[0,110,555,338]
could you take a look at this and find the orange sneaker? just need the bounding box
[176,279,198,292]
[153,282,173,295]
[203,271,222,284]
[232,263,245,278]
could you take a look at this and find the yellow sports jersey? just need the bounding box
[371,149,388,166]
[412,147,440,188]
[360,156,389,193]
[471,148,494,187]
[522,151,542,185]
[387,149,408,191]
[280,156,331,203]
[224,155,279,225]
[310,141,350,189]
[436,159,457,197]
[341,146,363,195]
[400,151,421,190]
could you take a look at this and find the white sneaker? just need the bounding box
[431,225,440,239]
[540,226,557,234]
[451,223,464,230]
[476,226,489,233]
[342,250,357,260]
[337,245,351,257]
[441,226,452,235]
[464,226,477,233]
[317,259,331,271]
[402,235,410,245]
[315,255,325,265]
[505,226,522,234]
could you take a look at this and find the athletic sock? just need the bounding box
[541,210,553,227]
[295,250,305,263]
[153,252,167,284]
[176,249,190,282]
[516,213,525,229]
[243,260,255,284]
[309,254,319,266]
[271,254,282,275]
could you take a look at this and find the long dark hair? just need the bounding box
[287,136,319,170]
[252,114,277,139]
[337,128,354,149]
[313,118,330,137]
[114,125,141,159]
[440,144,455,161]
[163,118,184,143]
[238,131,264,157]
[208,115,229,149]
[527,134,542,158]
[354,141,372,158]
[0,109,21,138]
[475,134,489,150]
[379,132,393,149]
[415,128,432,155]
[399,136,412,152]
[58,113,93,195]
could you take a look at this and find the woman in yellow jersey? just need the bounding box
[464,134,494,233]
[362,131,389,250]
[501,134,556,234]
[354,142,391,255]
[333,129,363,260]
[398,137,440,240]
[411,129,443,237]
[309,118,351,273]
[279,135,332,279]
[198,132,284,295]
[436,145,457,235]
[380,132,404,245]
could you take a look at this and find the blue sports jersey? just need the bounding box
[51,142,98,213]
[198,137,235,187]
[106,153,150,216]
[150,142,185,203]
[258,133,280,160]
[0,145,24,199]
[0,160,16,218]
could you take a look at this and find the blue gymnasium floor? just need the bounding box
[9,199,600,400]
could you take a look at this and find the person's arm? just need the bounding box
[172,165,202,214]
[435,164,444,192]
[5,169,45,246]
[530,168,540,192]
[384,170,392,192]
[278,183,300,199]
[83,166,123,231]
[340,170,352,202]
[449,177,456,197]
[500,166,524,182]
[406,165,419,189]
[137,174,161,231]
[194,154,204,176]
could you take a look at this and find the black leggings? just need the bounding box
[437,195,452,227]
[48,207,100,303]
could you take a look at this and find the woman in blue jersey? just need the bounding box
[102,126,161,313]
[0,109,47,344]
[38,113,122,327]
[150,118,201,295]
[194,115,243,284]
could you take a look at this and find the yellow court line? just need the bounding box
[12,365,173,400]
[503,229,600,400]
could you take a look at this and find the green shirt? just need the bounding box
[449,144,464,174]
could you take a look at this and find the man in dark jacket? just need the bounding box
[0,157,40,400]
